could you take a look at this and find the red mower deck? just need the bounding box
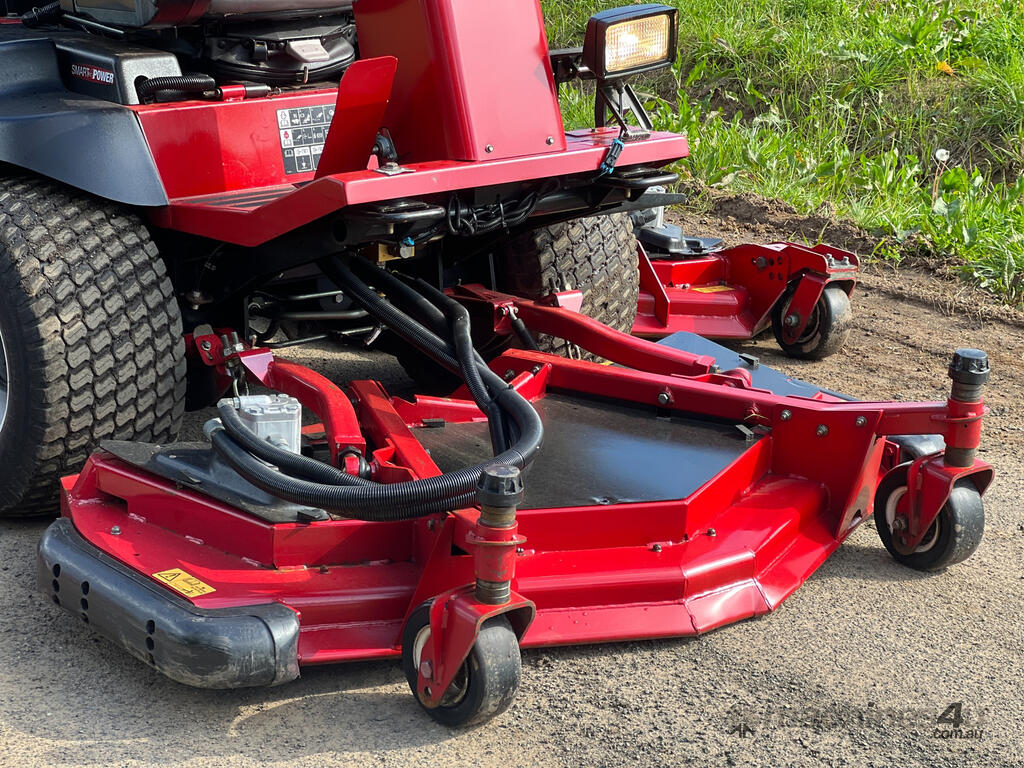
[38,284,993,725]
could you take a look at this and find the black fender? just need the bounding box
[0,38,168,206]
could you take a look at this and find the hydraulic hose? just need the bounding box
[348,258,448,337]
[319,258,461,375]
[136,74,217,103]
[21,1,60,26]
[407,275,511,450]
[209,423,525,518]
[209,427,478,520]
[215,401,373,487]
[209,257,543,519]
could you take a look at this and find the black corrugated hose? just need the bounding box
[207,257,543,521]
[136,74,217,103]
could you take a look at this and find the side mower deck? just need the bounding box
[37,280,993,725]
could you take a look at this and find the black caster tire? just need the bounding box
[874,462,985,571]
[401,602,522,727]
[772,284,851,360]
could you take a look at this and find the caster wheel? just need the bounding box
[874,462,985,571]
[772,284,852,360]
[401,602,522,727]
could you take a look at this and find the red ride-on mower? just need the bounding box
[38,259,991,726]
[0,0,974,728]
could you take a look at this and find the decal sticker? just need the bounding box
[69,63,116,86]
[277,105,335,174]
[152,568,216,598]
[692,285,734,293]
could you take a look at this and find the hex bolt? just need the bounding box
[652,544,662,552]
[110,526,121,535]
[816,424,829,437]
[657,392,672,406]
[891,517,907,532]
[419,660,433,679]
[780,410,792,421]
[784,313,800,327]
[707,528,717,537]
[200,340,211,351]
[855,416,867,427]
[504,369,515,381]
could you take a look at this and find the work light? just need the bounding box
[582,5,678,81]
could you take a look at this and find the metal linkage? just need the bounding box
[472,467,525,605]
[944,348,990,467]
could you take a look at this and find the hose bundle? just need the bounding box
[207,256,543,521]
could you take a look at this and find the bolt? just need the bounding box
[816,424,829,437]
[855,416,867,427]
[504,369,515,381]
[652,544,662,552]
[657,392,671,406]
[110,526,121,535]
[707,528,716,537]
[485,144,494,153]
[516,547,525,554]
[780,410,792,421]
[545,136,555,145]
[784,313,800,327]
[200,340,211,351]
[891,517,907,532]
[419,660,433,679]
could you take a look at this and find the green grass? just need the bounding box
[541,0,1024,301]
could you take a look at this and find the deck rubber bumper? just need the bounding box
[37,519,300,689]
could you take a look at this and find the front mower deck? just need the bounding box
[38,282,992,724]
[43,340,837,673]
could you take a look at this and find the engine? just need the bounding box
[48,0,357,98]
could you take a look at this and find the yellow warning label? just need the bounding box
[692,285,733,293]
[152,569,216,598]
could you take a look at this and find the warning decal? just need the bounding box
[692,285,734,293]
[277,104,335,174]
[152,569,216,598]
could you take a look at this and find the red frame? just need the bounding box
[58,286,991,695]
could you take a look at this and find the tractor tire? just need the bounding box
[0,175,186,518]
[498,212,639,360]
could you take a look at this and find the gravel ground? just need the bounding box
[2,219,1022,767]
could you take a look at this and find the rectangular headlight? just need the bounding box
[583,4,678,80]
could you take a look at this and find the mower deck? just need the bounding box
[41,336,839,679]
[37,276,992,725]
[633,242,859,343]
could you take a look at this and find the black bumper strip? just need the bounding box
[38,518,300,689]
